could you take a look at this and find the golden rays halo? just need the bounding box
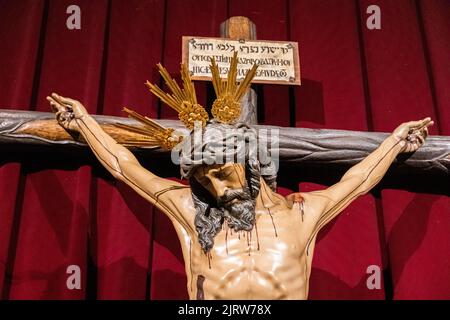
[211,52,258,124]
[114,107,183,150]
[145,63,209,130]
[118,53,258,150]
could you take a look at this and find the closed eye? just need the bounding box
[217,169,233,179]
[199,176,212,186]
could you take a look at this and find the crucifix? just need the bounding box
[0,17,448,300]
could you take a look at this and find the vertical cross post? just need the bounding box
[220,16,258,125]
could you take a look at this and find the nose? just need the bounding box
[209,178,227,198]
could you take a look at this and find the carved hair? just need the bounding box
[178,121,277,252]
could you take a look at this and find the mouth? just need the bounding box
[220,197,239,206]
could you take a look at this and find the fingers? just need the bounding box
[403,139,421,153]
[46,96,57,112]
[416,132,425,145]
[403,120,431,153]
[414,119,432,144]
[46,96,65,112]
[51,92,74,106]
[47,92,78,116]
[408,118,429,129]
[50,93,64,105]
[419,118,434,131]
[403,119,424,129]
[412,139,422,151]
[55,110,65,122]
[415,126,428,143]
[422,126,429,139]
[405,117,431,130]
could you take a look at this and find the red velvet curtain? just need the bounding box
[0,0,449,299]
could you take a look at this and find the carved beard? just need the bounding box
[191,178,260,253]
[217,185,257,231]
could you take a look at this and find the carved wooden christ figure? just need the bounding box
[46,54,432,299]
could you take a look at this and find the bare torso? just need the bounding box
[171,190,316,300]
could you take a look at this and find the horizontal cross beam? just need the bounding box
[0,109,448,194]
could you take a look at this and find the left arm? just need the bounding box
[302,118,433,241]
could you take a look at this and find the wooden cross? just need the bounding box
[220,16,258,124]
[0,108,448,194]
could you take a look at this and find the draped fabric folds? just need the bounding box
[0,0,449,299]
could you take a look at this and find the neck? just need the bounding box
[255,178,285,209]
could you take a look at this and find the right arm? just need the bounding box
[47,93,195,233]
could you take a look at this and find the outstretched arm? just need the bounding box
[47,93,194,233]
[302,118,433,244]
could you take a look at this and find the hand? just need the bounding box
[46,93,88,131]
[392,117,434,153]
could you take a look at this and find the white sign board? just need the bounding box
[182,36,301,86]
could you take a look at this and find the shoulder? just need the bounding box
[153,183,197,233]
[285,192,305,204]
[154,181,193,209]
[286,191,328,221]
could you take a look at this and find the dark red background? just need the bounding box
[0,0,449,299]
